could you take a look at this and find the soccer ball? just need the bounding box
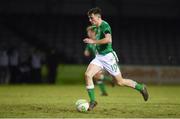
[75,99,89,112]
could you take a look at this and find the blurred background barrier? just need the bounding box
[54,64,180,85]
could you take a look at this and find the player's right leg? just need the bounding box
[102,71,116,87]
[85,63,102,111]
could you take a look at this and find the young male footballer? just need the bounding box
[83,7,149,111]
[84,26,115,96]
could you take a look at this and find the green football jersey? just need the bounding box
[85,44,96,56]
[96,20,113,55]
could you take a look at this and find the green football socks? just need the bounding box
[87,89,95,103]
[135,83,144,92]
[97,81,107,94]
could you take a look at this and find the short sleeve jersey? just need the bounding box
[95,20,113,55]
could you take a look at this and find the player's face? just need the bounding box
[88,14,99,26]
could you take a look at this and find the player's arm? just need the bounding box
[94,33,112,44]
[84,49,90,57]
[84,44,91,57]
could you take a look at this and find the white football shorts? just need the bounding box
[90,51,120,76]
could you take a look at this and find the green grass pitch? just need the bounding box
[0,85,180,118]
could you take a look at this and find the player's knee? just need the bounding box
[94,73,101,80]
[93,75,98,80]
[117,81,124,86]
[117,78,125,86]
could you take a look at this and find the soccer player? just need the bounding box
[84,26,115,96]
[83,7,149,111]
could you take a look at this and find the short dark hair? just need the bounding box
[87,7,102,16]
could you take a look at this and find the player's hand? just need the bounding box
[84,50,90,57]
[83,38,95,44]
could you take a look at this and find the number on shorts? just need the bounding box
[111,63,118,72]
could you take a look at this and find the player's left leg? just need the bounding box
[94,72,108,96]
[113,73,149,101]
[101,52,149,101]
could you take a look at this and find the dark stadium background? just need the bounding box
[0,0,180,84]
[0,0,180,118]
